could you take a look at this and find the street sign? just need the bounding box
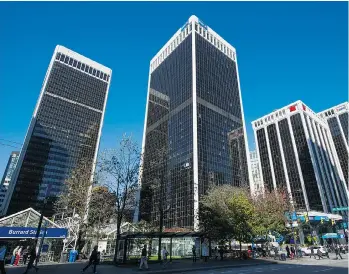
[332,207,349,212]
[0,227,67,238]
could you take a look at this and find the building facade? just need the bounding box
[4,46,111,216]
[135,15,251,230]
[318,102,348,185]
[0,152,19,215]
[249,150,263,196]
[252,100,348,215]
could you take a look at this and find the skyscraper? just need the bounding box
[0,151,19,215]
[4,46,111,216]
[136,16,251,230]
[249,150,263,196]
[318,102,348,185]
[252,100,348,214]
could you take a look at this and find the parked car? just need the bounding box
[301,246,327,256]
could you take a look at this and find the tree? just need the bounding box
[199,185,255,255]
[54,159,95,251]
[252,189,290,239]
[87,186,116,244]
[98,134,141,263]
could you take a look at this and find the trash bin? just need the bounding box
[69,250,78,262]
[60,251,68,263]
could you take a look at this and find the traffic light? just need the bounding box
[304,213,309,223]
[331,219,335,226]
[320,218,324,224]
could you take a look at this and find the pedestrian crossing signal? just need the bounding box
[331,219,335,226]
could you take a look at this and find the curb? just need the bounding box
[136,262,277,274]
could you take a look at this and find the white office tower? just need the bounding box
[252,100,348,215]
[318,102,348,185]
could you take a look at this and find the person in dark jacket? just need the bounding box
[0,243,7,274]
[285,245,290,258]
[192,245,197,262]
[335,245,343,260]
[139,245,149,270]
[82,246,99,274]
[23,246,38,274]
[22,246,29,265]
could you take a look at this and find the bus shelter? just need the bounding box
[116,231,208,263]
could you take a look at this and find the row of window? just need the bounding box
[150,21,235,73]
[55,52,110,83]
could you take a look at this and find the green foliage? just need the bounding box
[199,185,254,246]
[252,190,290,237]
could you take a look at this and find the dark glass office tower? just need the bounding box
[135,16,251,230]
[5,46,111,216]
[252,101,348,214]
[0,152,19,215]
[318,103,349,185]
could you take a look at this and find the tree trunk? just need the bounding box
[114,223,121,265]
[239,239,242,259]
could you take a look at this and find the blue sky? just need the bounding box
[0,1,347,176]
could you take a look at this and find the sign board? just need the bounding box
[332,207,349,212]
[0,227,67,239]
[314,216,329,221]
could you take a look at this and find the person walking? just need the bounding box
[139,245,149,271]
[14,246,23,266]
[82,246,99,274]
[317,248,323,260]
[11,246,19,265]
[22,247,29,265]
[161,247,169,268]
[192,245,196,263]
[285,245,290,258]
[0,243,7,274]
[309,246,314,259]
[335,245,343,260]
[214,247,219,260]
[219,246,224,261]
[23,246,38,274]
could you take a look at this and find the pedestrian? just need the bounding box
[310,246,314,258]
[219,246,224,261]
[22,246,29,265]
[192,245,196,263]
[0,243,7,274]
[285,245,290,258]
[161,246,168,268]
[214,247,218,260]
[335,245,343,260]
[139,245,149,271]
[23,246,38,274]
[290,246,295,259]
[273,246,279,260]
[11,246,19,265]
[14,246,23,266]
[317,248,323,260]
[81,245,99,274]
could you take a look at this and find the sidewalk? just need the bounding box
[6,258,277,274]
[111,258,277,274]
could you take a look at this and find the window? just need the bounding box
[56,53,61,60]
[89,67,93,74]
[60,54,65,62]
[189,24,192,31]
[103,74,107,80]
[73,60,77,67]
[92,69,96,76]
[195,23,198,31]
[81,63,85,70]
[96,70,100,78]
[77,62,81,69]
[85,65,89,73]
[69,58,73,66]
[100,72,104,79]
[64,56,69,64]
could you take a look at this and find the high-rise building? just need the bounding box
[318,102,348,185]
[4,46,111,216]
[135,15,251,230]
[252,100,348,214]
[0,151,19,214]
[249,150,263,196]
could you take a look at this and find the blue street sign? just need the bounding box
[0,227,67,239]
[332,207,349,212]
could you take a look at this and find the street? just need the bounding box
[189,256,349,274]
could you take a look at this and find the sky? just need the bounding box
[0,1,348,177]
